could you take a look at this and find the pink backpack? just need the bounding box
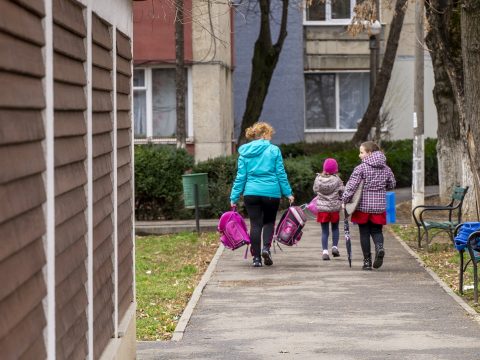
[218,207,251,255]
[274,206,307,247]
[306,195,319,215]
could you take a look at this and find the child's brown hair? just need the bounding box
[361,141,381,153]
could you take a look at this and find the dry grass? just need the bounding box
[390,197,480,312]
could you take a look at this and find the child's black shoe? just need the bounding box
[373,248,385,269]
[362,255,372,270]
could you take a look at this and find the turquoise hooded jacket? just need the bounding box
[230,139,292,203]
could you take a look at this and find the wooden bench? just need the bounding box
[455,226,480,303]
[412,186,469,250]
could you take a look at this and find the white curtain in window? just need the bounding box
[305,73,336,129]
[152,69,177,138]
[339,73,370,129]
[134,90,146,137]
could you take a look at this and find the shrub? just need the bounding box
[282,138,439,188]
[283,157,315,207]
[192,156,239,219]
[135,145,194,220]
[134,139,438,220]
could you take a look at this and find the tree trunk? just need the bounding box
[461,2,480,219]
[175,0,187,149]
[424,3,462,203]
[425,0,479,219]
[351,0,408,145]
[237,0,289,145]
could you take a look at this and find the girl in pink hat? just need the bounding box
[313,158,345,260]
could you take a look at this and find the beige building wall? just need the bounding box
[304,1,437,142]
[191,0,234,162]
[380,1,438,140]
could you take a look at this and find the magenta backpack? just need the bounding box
[218,207,251,256]
[274,206,307,247]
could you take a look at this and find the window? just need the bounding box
[305,0,357,23]
[133,67,191,142]
[134,69,147,138]
[305,72,369,131]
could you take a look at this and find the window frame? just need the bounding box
[304,70,370,132]
[133,66,193,144]
[303,0,357,25]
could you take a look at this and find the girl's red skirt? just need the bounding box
[316,211,340,223]
[351,211,386,225]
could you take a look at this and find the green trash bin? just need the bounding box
[182,173,210,209]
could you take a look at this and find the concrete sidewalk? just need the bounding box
[137,208,480,359]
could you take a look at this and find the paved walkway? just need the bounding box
[137,185,480,359]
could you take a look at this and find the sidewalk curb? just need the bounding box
[388,228,480,324]
[171,244,225,341]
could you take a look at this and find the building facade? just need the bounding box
[0,0,135,359]
[133,0,234,162]
[233,0,438,144]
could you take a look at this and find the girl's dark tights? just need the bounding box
[358,221,384,258]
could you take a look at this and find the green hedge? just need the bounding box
[134,145,194,220]
[191,155,240,219]
[135,139,438,220]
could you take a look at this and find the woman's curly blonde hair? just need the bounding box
[245,121,275,140]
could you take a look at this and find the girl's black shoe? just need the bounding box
[373,248,385,269]
[252,257,262,267]
[362,255,372,270]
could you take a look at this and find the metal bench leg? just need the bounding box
[448,230,454,245]
[474,259,478,304]
[425,231,430,252]
[417,227,422,248]
[459,250,464,295]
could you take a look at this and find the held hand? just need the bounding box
[230,202,236,208]
[288,195,294,204]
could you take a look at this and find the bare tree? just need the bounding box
[425,0,479,218]
[237,0,289,145]
[175,0,187,149]
[425,0,463,203]
[350,0,408,145]
[460,0,480,219]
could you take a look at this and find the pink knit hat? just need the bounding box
[323,158,338,174]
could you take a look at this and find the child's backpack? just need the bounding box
[218,207,250,256]
[274,206,307,247]
[306,195,319,215]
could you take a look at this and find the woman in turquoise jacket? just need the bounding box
[230,122,294,267]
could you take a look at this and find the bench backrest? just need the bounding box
[449,186,469,223]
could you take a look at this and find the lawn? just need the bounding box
[388,224,480,312]
[135,232,219,340]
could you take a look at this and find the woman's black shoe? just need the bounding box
[261,248,273,266]
[252,257,262,267]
